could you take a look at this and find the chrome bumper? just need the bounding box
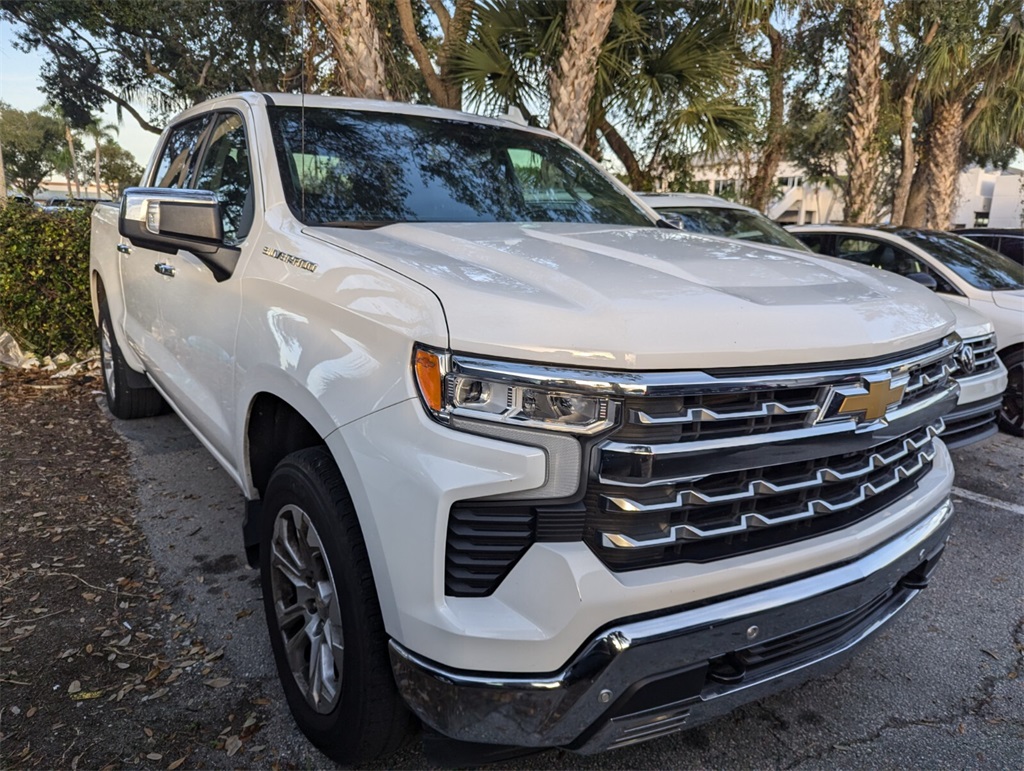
[390,497,954,754]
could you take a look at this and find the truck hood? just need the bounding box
[306,223,956,370]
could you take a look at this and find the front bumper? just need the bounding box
[944,364,1008,449]
[391,497,954,753]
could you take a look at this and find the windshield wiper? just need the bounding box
[312,220,402,229]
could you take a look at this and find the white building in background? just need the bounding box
[952,166,1023,228]
[688,158,1023,228]
[691,159,846,225]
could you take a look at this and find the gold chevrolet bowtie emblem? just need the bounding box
[836,378,906,421]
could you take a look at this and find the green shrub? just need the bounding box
[0,202,94,357]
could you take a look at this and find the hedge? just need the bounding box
[0,201,94,357]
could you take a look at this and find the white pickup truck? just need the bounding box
[91,93,963,764]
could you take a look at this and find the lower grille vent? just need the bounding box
[445,507,534,597]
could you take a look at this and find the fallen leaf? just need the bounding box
[147,753,163,760]
[26,706,37,718]
[167,758,187,770]
[71,691,103,701]
[225,735,242,756]
[204,677,232,689]
[68,680,81,694]
[144,727,153,738]
[204,648,224,662]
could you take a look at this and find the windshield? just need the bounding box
[654,206,810,251]
[900,231,1024,291]
[266,106,654,228]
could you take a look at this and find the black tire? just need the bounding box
[997,348,1023,437]
[259,447,415,765]
[98,299,166,419]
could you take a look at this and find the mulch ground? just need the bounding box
[0,368,275,769]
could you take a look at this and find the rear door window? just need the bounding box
[835,236,956,293]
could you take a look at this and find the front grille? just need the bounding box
[444,337,959,595]
[953,334,1001,376]
[612,341,957,445]
[588,422,939,570]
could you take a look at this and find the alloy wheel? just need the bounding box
[269,504,345,713]
[100,320,116,400]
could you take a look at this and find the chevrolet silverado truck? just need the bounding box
[91,93,962,765]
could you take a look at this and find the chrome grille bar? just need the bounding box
[603,421,943,514]
[632,400,818,426]
[601,441,937,549]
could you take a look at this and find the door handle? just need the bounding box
[117,243,131,255]
[154,263,176,277]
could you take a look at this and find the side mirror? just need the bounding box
[119,188,239,280]
[905,272,938,291]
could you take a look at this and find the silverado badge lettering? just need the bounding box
[263,245,318,273]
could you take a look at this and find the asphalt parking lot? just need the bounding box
[113,410,1023,769]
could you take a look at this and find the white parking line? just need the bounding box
[952,486,1024,516]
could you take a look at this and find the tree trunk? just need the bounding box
[438,0,475,109]
[890,86,917,225]
[548,0,616,146]
[309,0,390,100]
[65,125,81,198]
[396,0,473,109]
[95,143,102,198]
[923,98,964,229]
[600,118,647,189]
[902,158,929,227]
[0,138,7,200]
[746,24,785,213]
[890,21,937,226]
[844,0,883,223]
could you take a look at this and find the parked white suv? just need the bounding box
[790,225,1022,436]
[637,192,811,251]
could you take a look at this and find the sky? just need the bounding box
[0,19,156,165]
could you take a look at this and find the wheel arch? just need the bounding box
[997,340,1023,362]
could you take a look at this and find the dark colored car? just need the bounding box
[954,229,1024,267]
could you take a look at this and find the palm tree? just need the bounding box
[548,0,617,146]
[844,0,883,223]
[903,0,1024,229]
[41,104,81,198]
[452,1,750,188]
[309,0,390,99]
[83,120,118,198]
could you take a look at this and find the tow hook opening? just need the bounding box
[899,541,947,589]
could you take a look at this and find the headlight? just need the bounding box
[414,346,618,434]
